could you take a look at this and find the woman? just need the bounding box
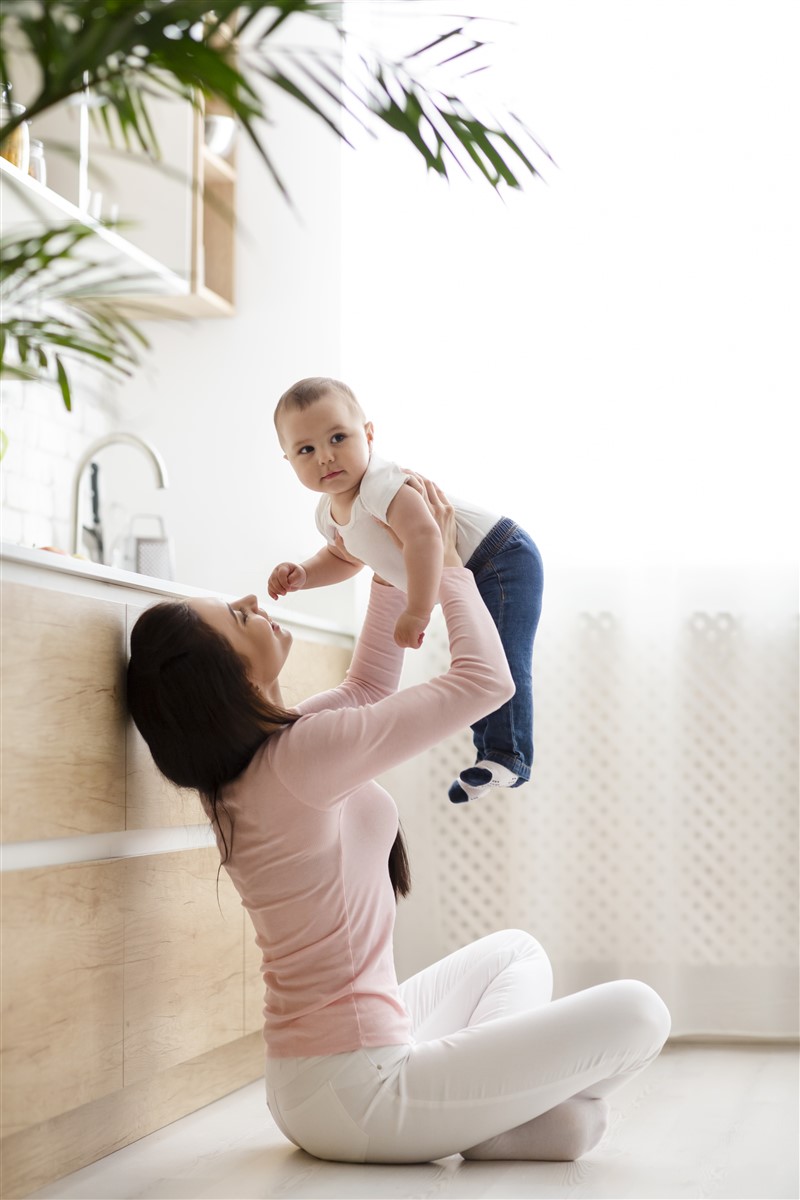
[127,480,670,1165]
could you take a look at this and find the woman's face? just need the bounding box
[189,594,292,693]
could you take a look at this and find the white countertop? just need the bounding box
[0,542,354,644]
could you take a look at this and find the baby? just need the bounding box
[269,377,543,804]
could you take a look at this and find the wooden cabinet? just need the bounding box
[0,567,353,1196]
[1,585,127,841]
[2,862,125,1137]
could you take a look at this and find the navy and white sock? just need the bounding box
[448,760,519,804]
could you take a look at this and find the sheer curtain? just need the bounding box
[386,566,798,1037]
[341,2,799,1035]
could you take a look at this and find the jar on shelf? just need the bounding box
[28,137,46,185]
[0,83,30,173]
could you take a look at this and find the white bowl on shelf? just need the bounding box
[203,115,236,159]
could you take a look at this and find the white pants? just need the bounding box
[265,930,671,1164]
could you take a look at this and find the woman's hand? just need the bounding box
[402,473,460,567]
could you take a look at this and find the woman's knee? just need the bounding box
[500,928,548,959]
[499,929,552,979]
[615,979,671,1050]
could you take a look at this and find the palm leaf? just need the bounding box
[0,223,151,409]
[0,1,548,193]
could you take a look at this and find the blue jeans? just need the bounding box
[465,518,543,783]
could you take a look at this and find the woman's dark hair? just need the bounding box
[126,600,410,899]
[389,823,411,900]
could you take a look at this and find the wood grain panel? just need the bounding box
[0,1032,264,1199]
[0,583,126,841]
[123,849,244,1086]
[0,862,124,1138]
[124,602,206,829]
[278,637,352,709]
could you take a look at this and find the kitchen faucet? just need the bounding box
[70,432,169,558]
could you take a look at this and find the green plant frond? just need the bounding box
[1,2,545,194]
[235,111,292,204]
[404,24,471,62]
[244,1,336,44]
[1,227,116,304]
[0,363,43,383]
[55,356,72,410]
[1,221,149,398]
[132,81,161,155]
[258,70,349,145]
[5,316,140,363]
[1,223,97,276]
[6,257,106,307]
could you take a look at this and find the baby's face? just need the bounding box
[278,391,373,497]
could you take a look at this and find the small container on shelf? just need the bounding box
[28,137,46,185]
[203,113,236,160]
[0,83,30,174]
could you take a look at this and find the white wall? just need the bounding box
[340,0,799,573]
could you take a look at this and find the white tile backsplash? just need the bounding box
[1,374,117,553]
[1,507,24,545]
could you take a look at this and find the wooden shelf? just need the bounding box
[1,121,238,320]
[202,146,236,184]
[0,157,189,300]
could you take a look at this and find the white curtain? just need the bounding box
[388,563,798,1038]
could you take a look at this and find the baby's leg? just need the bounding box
[451,527,543,803]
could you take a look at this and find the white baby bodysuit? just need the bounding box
[315,453,500,592]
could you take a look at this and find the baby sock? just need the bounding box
[448,759,519,804]
[461,760,519,789]
[461,1097,609,1162]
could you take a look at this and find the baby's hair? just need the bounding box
[274,377,366,435]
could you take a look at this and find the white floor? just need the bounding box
[29,1043,798,1200]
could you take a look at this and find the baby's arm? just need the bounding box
[268,539,363,600]
[385,484,444,648]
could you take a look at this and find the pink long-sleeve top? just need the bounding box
[220,567,515,1058]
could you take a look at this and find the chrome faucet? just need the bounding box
[70,432,169,557]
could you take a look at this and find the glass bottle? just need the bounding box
[28,137,46,185]
[0,82,30,173]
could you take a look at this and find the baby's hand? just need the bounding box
[393,610,429,650]
[268,561,307,600]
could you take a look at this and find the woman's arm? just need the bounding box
[273,566,514,808]
[295,575,408,716]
